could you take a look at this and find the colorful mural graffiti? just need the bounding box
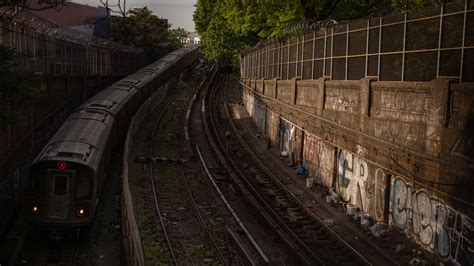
[391,177,474,265]
[336,149,386,220]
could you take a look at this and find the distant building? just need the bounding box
[183,32,200,45]
[26,0,110,39]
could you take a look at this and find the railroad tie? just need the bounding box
[287,207,304,223]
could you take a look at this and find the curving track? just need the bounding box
[136,65,228,264]
[204,71,372,265]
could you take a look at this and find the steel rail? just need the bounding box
[197,68,270,265]
[149,95,179,265]
[175,117,227,265]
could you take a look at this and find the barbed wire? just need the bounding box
[241,18,338,56]
[0,6,142,53]
[279,19,338,39]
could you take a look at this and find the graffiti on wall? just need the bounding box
[244,86,473,263]
[280,119,295,155]
[291,127,303,165]
[252,96,267,134]
[391,178,474,265]
[303,134,335,188]
[266,111,280,148]
[372,119,425,149]
[371,88,430,123]
[337,149,386,220]
[324,86,359,114]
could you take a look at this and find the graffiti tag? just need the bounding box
[391,178,474,265]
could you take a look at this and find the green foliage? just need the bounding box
[169,27,188,48]
[391,0,443,8]
[0,45,41,127]
[110,7,183,61]
[194,0,305,62]
[194,0,442,63]
[200,10,245,64]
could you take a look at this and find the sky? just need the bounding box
[73,0,197,31]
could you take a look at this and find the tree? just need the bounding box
[194,0,305,62]
[169,27,188,48]
[201,10,244,63]
[0,45,40,127]
[193,0,216,35]
[110,7,174,61]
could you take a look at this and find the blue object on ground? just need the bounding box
[296,166,308,175]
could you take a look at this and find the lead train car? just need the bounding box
[27,45,199,229]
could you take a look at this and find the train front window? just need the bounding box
[54,175,68,196]
[75,175,90,199]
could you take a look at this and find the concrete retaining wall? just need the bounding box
[241,78,474,265]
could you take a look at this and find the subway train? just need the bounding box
[26,45,199,230]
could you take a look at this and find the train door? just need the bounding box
[47,170,75,219]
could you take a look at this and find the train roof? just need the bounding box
[81,87,137,117]
[33,109,114,167]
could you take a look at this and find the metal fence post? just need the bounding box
[301,35,304,78]
[377,17,382,79]
[436,4,444,78]
[330,28,334,79]
[365,19,369,77]
[266,44,269,78]
[296,36,299,78]
[272,44,275,78]
[459,0,467,82]
[323,29,327,76]
[345,24,349,80]
[312,31,315,79]
[401,12,407,81]
[287,39,290,79]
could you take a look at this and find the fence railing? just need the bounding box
[241,0,473,83]
[0,8,144,76]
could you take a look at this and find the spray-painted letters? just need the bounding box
[391,178,474,265]
[337,149,386,220]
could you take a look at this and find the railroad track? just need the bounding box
[205,71,372,265]
[17,228,91,265]
[142,70,225,264]
[188,66,271,265]
[174,118,227,264]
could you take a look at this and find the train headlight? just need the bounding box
[76,202,89,218]
[32,206,39,214]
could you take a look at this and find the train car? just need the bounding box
[26,46,199,232]
[28,109,114,229]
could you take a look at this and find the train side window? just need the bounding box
[54,175,68,196]
[75,175,90,199]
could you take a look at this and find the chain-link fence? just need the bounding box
[241,0,474,83]
[0,8,145,76]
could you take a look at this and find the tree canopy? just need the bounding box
[194,0,444,63]
[110,7,186,61]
